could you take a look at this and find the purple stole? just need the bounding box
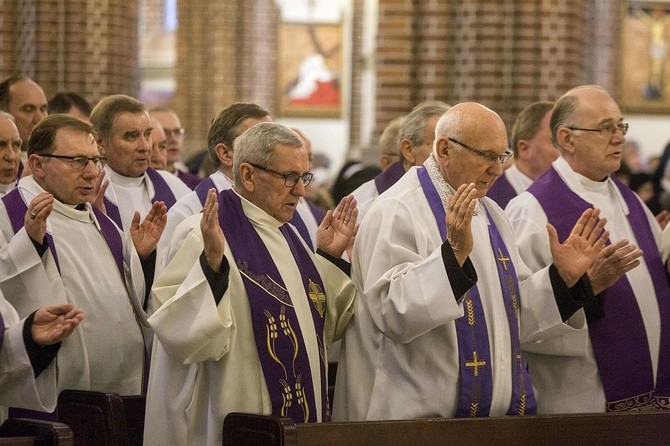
[217,190,328,422]
[289,209,315,251]
[528,167,670,411]
[306,198,326,225]
[104,168,178,230]
[16,162,24,181]
[374,160,405,195]
[417,167,536,417]
[194,176,216,205]
[486,172,517,209]
[176,169,202,190]
[0,311,4,350]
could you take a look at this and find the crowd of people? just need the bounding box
[0,74,669,445]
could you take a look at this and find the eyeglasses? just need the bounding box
[40,154,106,171]
[567,122,629,137]
[447,138,513,165]
[163,127,185,138]
[248,162,313,187]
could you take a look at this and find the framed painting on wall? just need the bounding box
[620,0,670,113]
[278,21,342,118]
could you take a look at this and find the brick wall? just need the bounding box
[374,0,594,143]
[0,0,138,106]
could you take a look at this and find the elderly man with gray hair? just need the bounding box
[145,122,357,445]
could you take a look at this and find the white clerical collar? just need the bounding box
[424,155,482,216]
[105,166,146,188]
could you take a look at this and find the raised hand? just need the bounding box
[656,210,670,231]
[25,192,54,244]
[200,188,226,271]
[446,183,477,266]
[131,201,168,259]
[31,303,84,346]
[90,169,109,213]
[549,208,608,287]
[588,239,643,294]
[317,195,357,258]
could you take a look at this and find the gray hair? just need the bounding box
[90,94,147,142]
[379,116,404,156]
[0,111,15,122]
[233,122,304,186]
[399,100,450,147]
[550,85,610,150]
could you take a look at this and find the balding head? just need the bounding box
[433,102,509,197]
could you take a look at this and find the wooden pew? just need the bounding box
[223,411,670,446]
[0,418,73,445]
[56,390,145,446]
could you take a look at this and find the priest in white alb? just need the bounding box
[333,102,607,421]
[145,122,356,445]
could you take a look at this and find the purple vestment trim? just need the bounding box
[418,166,536,416]
[176,169,202,190]
[305,198,326,225]
[0,310,4,350]
[289,210,314,251]
[374,160,405,195]
[528,167,670,410]
[486,172,517,209]
[194,176,216,205]
[217,190,327,422]
[145,168,177,209]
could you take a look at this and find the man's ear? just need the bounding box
[556,128,575,154]
[238,163,254,192]
[215,143,233,167]
[434,137,449,161]
[517,140,530,160]
[400,138,415,166]
[28,154,45,178]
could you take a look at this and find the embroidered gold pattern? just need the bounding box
[497,248,511,270]
[465,351,487,377]
[308,279,326,318]
[465,296,475,326]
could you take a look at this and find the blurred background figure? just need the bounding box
[150,106,202,189]
[0,112,21,197]
[378,116,403,171]
[47,92,92,122]
[149,116,168,171]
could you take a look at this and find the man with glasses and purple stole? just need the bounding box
[0,114,166,419]
[333,102,607,421]
[506,85,670,413]
[145,122,356,445]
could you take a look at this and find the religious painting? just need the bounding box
[620,0,670,113]
[278,22,342,118]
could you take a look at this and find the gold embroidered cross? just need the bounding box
[497,248,510,270]
[465,351,487,377]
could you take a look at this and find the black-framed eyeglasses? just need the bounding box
[163,127,185,138]
[248,162,313,187]
[447,137,513,165]
[567,122,629,137]
[40,154,106,172]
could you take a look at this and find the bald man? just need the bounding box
[333,102,606,421]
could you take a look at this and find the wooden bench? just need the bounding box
[56,390,144,446]
[223,411,670,446]
[0,418,73,445]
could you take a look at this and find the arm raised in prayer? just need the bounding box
[24,192,53,245]
[130,201,167,260]
[549,208,608,287]
[316,195,357,258]
[445,183,478,266]
[200,188,226,271]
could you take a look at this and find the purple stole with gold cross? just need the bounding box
[103,167,178,230]
[528,167,670,411]
[418,167,536,417]
[217,189,329,422]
